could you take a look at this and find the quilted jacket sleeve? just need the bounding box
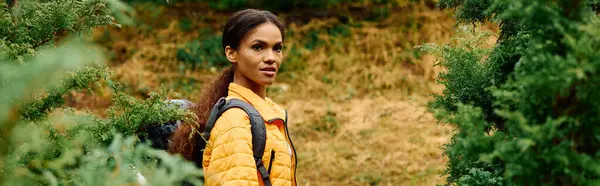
[203,108,259,186]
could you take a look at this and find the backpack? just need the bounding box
[140,97,273,186]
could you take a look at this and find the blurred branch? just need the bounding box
[32,37,53,49]
[0,107,19,182]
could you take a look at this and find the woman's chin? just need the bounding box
[260,81,275,86]
[258,78,276,86]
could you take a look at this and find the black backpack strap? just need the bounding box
[201,97,228,142]
[200,98,272,186]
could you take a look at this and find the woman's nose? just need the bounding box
[264,50,277,64]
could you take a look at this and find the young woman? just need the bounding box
[168,9,297,186]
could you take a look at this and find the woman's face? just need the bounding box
[227,22,283,86]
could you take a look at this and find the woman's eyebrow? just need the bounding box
[250,40,265,44]
[250,39,283,45]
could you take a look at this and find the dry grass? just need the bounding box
[285,96,453,186]
[91,2,459,100]
[77,1,488,185]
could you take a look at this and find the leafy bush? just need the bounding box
[279,45,304,73]
[1,41,203,185]
[19,67,112,121]
[122,0,406,15]
[176,34,229,70]
[426,0,600,185]
[1,0,203,184]
[0,0,119,63]
[146,0,356,10]
[366,5,391,21]
[201,0,418,11]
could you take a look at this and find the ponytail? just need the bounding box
[168,66,235,164]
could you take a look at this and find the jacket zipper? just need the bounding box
[267,111,298,186]
[268,150,275,174]
[283,111,298,186]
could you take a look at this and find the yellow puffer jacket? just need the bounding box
[202,83,297,186]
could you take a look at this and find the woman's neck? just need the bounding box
[233,71,266,99]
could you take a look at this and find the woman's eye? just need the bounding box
[274,45,282,53]
[252,45,262,51]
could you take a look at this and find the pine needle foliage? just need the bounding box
[425,0,600,185]
[1,0,203,185]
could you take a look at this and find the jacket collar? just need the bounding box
[227,83,285,122]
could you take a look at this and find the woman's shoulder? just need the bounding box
[220,95,285,122]
[214,97,252,126]
[216,107,250,125]
[210,106,251,139]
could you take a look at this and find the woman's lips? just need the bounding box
[260,66,277,77]
[261,71,276,77]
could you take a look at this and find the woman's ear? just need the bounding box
[225,46,237,64]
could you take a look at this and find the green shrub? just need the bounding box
[304,29,323,50]
[206,0,248,10]
[427,0,600,185]
[279,45,304,73]
[1,41,202,185]
[1,0,203,184]
[177,34,229,70]
[200,0,356,11]
[366,5,391,21]
[0,0,118,63]
[19,67,111,121]
[327,24,352,37]
[303,23,353,51]
[122,0,398,16]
